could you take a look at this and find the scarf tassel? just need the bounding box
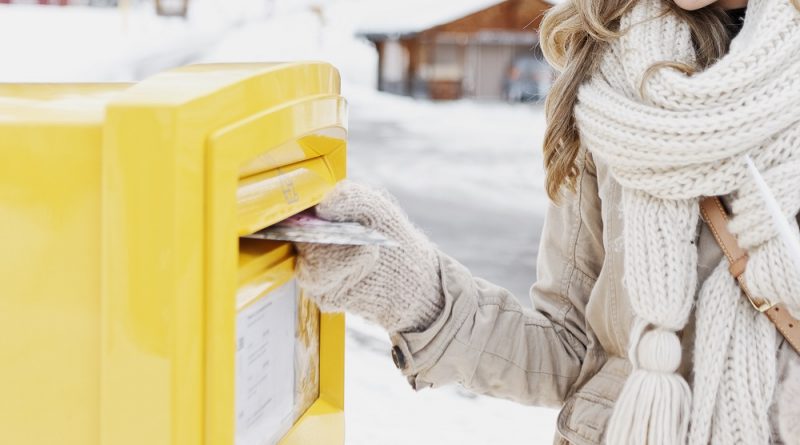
[607,327,692,445]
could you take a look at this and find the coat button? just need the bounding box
[391,345,406,369]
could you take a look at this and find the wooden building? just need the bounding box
[360,0,556,101]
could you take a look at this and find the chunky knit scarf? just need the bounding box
[573,0,800,443]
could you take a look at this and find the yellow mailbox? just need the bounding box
[0,63,347,445]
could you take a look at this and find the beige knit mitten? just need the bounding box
[295,181,444,334]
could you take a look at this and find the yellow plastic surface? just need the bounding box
[0,62,346,445]
[0,83,129,445]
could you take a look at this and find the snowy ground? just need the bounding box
[338,91,555,445]
[340,86,556,445]
[345,86,548,299]
[1,2,558,443]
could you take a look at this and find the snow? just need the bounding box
[355,0,503,35]
[1,1,559,444]
[342,86,556,445]
[0,2,237,82]
[345,86,548,212]
[197,6,378,90]
[344,85,549,301]
[355,0,562,36]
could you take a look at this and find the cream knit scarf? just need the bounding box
[573,0,800,443]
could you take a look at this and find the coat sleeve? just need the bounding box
[389,153,605,407]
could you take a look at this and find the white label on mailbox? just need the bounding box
[235,279,296,445]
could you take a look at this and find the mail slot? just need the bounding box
[0,63,346,445]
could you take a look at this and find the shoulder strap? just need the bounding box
[699,196,800,355]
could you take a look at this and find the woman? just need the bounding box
[296,0,800,443]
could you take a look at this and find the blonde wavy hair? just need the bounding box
[539,0,800,201]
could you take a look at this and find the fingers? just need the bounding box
[316,181,410,231]
[295,242,380,310]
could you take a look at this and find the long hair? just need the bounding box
[539,0,739,201]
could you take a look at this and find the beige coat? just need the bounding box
[389,153,797,445]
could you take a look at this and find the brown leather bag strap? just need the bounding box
[699,196,800,355]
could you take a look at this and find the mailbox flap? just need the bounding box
[202,63,347,445]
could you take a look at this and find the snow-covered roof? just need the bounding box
[357,0,558,37]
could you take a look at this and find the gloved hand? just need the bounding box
[295,181,445,334]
